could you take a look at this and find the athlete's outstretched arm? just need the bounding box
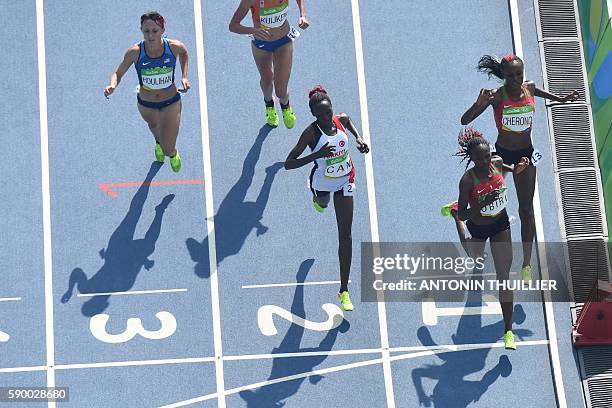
[284,126,332,170]
[104,46,138,98]
[337,114,369,154]
[229,0,272,40]
[460,88,498,125]
[531,81,579,103]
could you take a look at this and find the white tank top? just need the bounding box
[309,116,355,192]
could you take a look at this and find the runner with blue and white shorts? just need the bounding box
[284,85,370,311]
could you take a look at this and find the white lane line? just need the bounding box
[350,1,395,407]
[241,280,351,289]
[0,366,48,374]
[223,347,383,361]
[193,1,226,407]
[35,2,56,407]
[0,338,550,375]
[76,289,187,297]
[508,1,566,407]
[53,356,216,371]
[159,339,548,408]
[0,297,22,302]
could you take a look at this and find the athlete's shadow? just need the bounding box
[186,125,283,278]
[412,277,534,407]
[239,258,350,407]
[60,162,174,317]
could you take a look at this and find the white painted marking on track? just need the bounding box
[193,1,226,407]
[77,288,187,297]
[0,297,22,302]
[223,347,383,361]
[89,311,177,344]
[158,339,550,407]
[257,304,344,336]
[242,280,351,289]
[0,339,550,377]
[53,356,216,371]
[508,1,566,406]
[421,295,502,326]
[350,1,395,407]
[35,1,56,406]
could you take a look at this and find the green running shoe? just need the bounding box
[170,152,181,173]
[155,143,164,162]
[503,330,516,350]
[441,201,458,217]
[338,291,354,311]
[266,106,279,127]
[313,201,326,213]
[521,265,532,282]
[282,106,296,129]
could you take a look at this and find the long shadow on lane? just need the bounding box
[60,162,174,316]
[239,258,350,407]
[411,280,533,407]
[186,124,283,278]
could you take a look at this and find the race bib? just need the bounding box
[480,188,508,217]
[501,105,534,132]
[343,182,355,196]
[325,151,352,178]
[260,3,288,28]
[287,26,300,41]
[141,67,173,90]
[531,148,543,166]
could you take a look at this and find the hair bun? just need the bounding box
[308,85,327,99]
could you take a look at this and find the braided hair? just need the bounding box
[308,85,331,112]
[477,54,523,80]
[454,127,490,169]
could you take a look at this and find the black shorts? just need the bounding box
[137,92,181,110]
[466,213,510,240]
[311,189,352,208]
[493,143,534,166]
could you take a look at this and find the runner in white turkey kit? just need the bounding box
[284,85,369,311]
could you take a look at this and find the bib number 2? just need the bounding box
[343,183,355,196]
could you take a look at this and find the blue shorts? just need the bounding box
[252,35,291,53]
[137,92,181,110]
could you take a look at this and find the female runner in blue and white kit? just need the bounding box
[104,11,190,172]
[284,86,369,311]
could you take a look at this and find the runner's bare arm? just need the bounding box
[296,0,309,29]
[170,40,190,92]
[229,0,271,39]
[532,80,579,103]
[284,126,333,170]
[104,46,138,97]
[460,88,500,125]
[337,114,369,154]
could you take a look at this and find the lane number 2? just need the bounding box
[257,304,344,336]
